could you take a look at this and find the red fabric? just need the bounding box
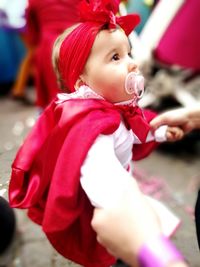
[59,22,99,92]
[154,0,200,71]
[117,106,158,160]
[9,97,158,267]
[79,0,140,36]
[24,0,81,108]
[59,0,140,92]
[132,109,159,160]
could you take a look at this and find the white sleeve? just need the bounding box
[153,125,168,142]
[134,125,168,144]
[80,134,132,208]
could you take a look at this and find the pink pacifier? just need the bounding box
[125,72,145,99]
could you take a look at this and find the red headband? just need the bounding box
[58,0,140,92]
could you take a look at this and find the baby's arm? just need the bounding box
[138,125,184,144]
[80,134,132,208]
[166,126,184,142]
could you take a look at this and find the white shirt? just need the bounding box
[56,86,180,236]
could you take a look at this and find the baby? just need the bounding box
[9,1,184,267]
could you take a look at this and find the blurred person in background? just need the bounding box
[0,28,25,95]
[23,0,80,110]
[0,0,26,96]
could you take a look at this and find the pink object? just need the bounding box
[125,72,144,99]
[154,0,200,71]
[138,235,184,267]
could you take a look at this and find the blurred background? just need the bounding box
[0,0,200,266]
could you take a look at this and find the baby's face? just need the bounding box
[80,28,138,103]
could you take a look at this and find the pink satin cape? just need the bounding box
[9,97,157,267]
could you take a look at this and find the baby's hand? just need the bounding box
[166,126,184,142]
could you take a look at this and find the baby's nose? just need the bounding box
[128,61,138,73]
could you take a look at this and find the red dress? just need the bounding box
[25,0,80,108]
[154,0,200,71]
[9,96,158,267]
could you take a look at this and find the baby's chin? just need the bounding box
[111,95,137,105]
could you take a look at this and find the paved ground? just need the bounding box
[0,91,200,266]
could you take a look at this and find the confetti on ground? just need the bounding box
[133,167,171,200]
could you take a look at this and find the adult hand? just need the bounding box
[91,178,161,266]
[150,107,200,134]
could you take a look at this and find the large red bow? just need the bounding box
[79,0,140,35]
[117,105,151,142]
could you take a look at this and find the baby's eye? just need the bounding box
[112,53,120,61]
[128,52,133,58]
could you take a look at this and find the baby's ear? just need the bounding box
[74,77,85,90]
